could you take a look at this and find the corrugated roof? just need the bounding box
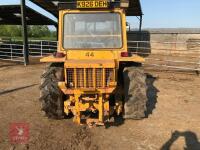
[0,4,57,25]
[30,0,143,17]
[127,0,143,16]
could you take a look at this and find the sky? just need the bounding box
[130,0,200,28]
[1,0,200,29]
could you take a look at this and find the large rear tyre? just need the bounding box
[39,63,64,119]
[123,67,147,119]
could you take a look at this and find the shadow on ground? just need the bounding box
[0,84,38,95]
[161,130,200,150]
[0,62,22,68]
[145,73,159,117]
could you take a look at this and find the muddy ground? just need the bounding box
[0,60,200,150]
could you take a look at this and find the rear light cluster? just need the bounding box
[121,52,131,57]
[53,52,65,58]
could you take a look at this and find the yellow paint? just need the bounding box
[98,94,103,122]
[41,6,145,125]
[74,94,81,124]
[64,60,115,68]
[64,100,70,115]
[40,55,66,63]
[119,55,145,63]
[58,9,128,60]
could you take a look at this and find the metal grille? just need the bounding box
[86,68,93,88]
[105,68,115,86]
[66,68,115,89]
[96,68,103,88]
[77,68,84,88]
[66,68,74,88]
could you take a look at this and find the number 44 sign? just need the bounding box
[85,52,94,57]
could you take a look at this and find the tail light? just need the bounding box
[53,52,65,58]
[121,52,131,57]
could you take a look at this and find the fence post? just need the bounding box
[21,0,29,66]
[41,41,43,57]
[198,52,200,75]
[10,44,13,60]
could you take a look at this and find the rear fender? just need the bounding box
[40,55,66,63]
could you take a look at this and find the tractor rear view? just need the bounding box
[40,0,147,126]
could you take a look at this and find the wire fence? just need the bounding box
[0,40,200,72]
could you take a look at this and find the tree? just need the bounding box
[0,25,22,37]
[28,25,51,37]
[0,25,55,39]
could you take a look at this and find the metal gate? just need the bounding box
[0,40,57,63]
[128,41,200,72]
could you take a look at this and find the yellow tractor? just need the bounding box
[40,0,147,126]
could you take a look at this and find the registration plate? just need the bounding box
[77,1,108,8]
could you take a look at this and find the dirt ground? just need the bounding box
[0,60,200,150]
